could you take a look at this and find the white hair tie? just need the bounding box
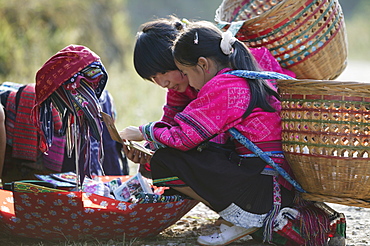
[220,30,237,55]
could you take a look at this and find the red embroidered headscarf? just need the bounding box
[35,44,100,107]
[33,44,108,182]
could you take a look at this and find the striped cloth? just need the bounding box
[5,84,63,167]
[9,85,38,160]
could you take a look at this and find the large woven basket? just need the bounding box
[215,0,348,80]
[278,79,370,205]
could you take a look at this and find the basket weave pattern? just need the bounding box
[216,0,280,21]
[278,79,370,201]
[215,0,348,80]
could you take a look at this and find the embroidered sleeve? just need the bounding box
[139,75,249,151]
[160,86,198,125]
[140,122,168,150]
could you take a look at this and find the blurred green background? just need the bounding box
[0,0,369,130]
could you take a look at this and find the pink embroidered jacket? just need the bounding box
[140,68,283,155]
[159,47,294,147]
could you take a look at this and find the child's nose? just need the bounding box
[156,77,170,88]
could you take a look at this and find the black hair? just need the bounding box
[133,16,184,81]
[173,21,281,118]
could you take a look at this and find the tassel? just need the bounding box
[294,194,331,246]
[263,203,281,242]
[263,176,281,243]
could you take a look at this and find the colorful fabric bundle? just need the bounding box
[33,45,108,183]
[61,90,129,176]
[42,135,66,172]
[5,85,38,161]
[252,200,335,245]
[295,199,331,246]
[4,84,63,167]
[97,90,128,175]
[131,192,186,204]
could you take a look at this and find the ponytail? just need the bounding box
[174,21,281,118]
[229,41,260,71]
[222,37,281,118]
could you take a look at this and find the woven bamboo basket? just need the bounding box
[278,79,370,207]
[215,0,348,80]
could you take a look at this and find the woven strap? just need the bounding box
[224,70,295,80]
[263,175,281,242]
[221,21,244,36]
[228,127,306,193]
[224,70,302,191]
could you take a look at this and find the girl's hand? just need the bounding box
[120,126,151,164]
[119,126,144,141]
[122,143,152,164]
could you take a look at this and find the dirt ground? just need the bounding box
[131,202,369,246]
[0,201,368,246]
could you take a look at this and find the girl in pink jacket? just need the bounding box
[128,17,295,174]
[121,21,299,245]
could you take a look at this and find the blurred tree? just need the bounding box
[126,0,220,34]
[345,0,370,60]
[0,0,131,82]
[126,0,363,34]
[0,0,368,83]
[125,0,369,62]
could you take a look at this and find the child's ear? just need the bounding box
[197,57,209,71]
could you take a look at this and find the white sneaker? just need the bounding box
[197,223,259,246]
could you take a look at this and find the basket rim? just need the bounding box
[277,79,370,97]
[302,192,370,208]
[215,0,327,27]
[215,0,290,25]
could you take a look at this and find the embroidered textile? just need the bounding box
[34,45,103,106]
[33,45,108,183]
[219,202,266,229]
[6,85,38,160]
[42,135,66,172]
[131,192,185,204]
[5,84,63,163]
[250,47,296,86]
[161,47,295,126]
[156,47,295,150]
[140,69,286,152]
